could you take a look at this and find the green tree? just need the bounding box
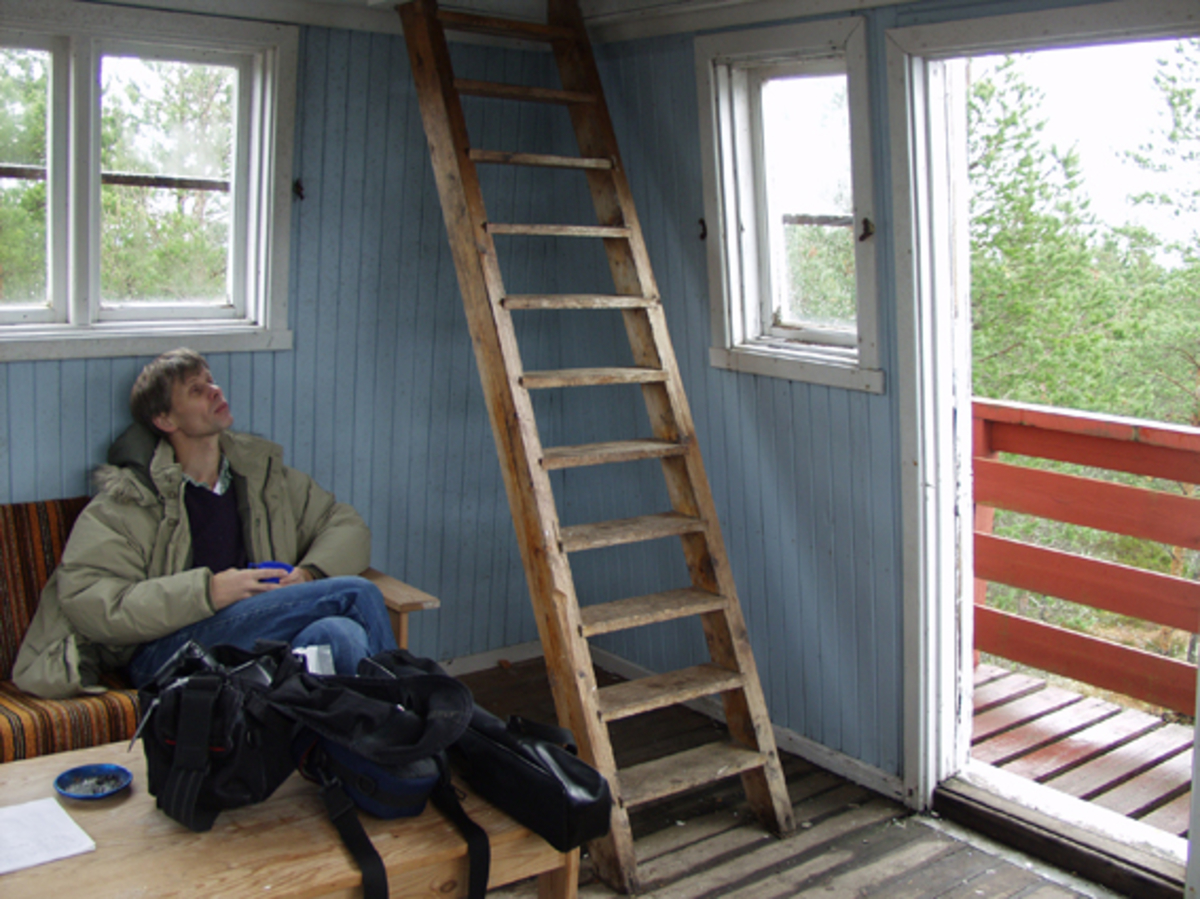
[1127,39,1200,260]
[969,47,1200,665]
[100,58,233,302]
[0,48,49,303]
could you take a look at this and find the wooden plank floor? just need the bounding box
[458,659,1116,898]
[972,663,1193,838]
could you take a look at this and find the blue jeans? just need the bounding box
[127,575,397,686]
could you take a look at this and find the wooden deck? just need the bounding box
[458,658,1117,898]
[972,663,1194,838]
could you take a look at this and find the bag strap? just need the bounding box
[160,675,222,832]
[430,758,490,899]
[319,779,389,899]
[307,748,487,899]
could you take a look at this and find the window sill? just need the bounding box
[710,343,885,393]
[0,322,293,362]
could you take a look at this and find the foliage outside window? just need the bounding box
[695,18,882,392]
[0,0,296,360]
[99,54,236,313]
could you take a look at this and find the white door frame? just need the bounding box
[886,2,1200,845]
[888,39,973,811]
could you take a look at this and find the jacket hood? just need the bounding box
[93,423,161,503]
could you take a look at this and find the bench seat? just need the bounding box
[0,497,438,763]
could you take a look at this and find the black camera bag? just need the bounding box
[137,640,304,833]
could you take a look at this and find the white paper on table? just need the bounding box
[0,797,96,875]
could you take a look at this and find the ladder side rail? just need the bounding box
[398,0,617,791]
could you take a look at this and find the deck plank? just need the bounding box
[785,823,957,898]
[973,696,1119,764]
[865,845,1002,899]
[972,685,1084,743]
[998,707,1163,782]
[1138,789,1193,837]
[936,862,1043,898]
[973,672,1048,712]
[975,663,1015,688]
[1092,747,1193,816]
[1042,722,1193,799]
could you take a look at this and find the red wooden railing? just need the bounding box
[973,399,1200,715]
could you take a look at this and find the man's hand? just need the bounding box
[278,566,314,587]
[211,567,283,610]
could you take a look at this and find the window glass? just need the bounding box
[99,55,236,307]
[696,18,881,392]
[761,71,855,341]
[0,46,49,305]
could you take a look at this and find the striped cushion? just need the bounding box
[0,678,139,762]
[0,497,140,762]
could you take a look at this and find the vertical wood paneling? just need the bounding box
[590,34,904,774]
[0,28,559,667]
[0,21,907,776]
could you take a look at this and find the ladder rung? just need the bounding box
[619,742,768,808]
[542,439,687,470]
[598,664,744,722]
[504,294,656,310]
[561,512,704,552]
[437,9,576,42]
[521,367,667,389]
[455,78,597,105]
[487,223,630,239]
[580,588,728,637]
[470,150,613,171]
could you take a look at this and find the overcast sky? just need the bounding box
[977,39,1196,246]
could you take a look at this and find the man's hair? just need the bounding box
[130,348,209,434]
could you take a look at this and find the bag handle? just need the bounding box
[159,675,222,832]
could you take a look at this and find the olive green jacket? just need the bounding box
[12,426,371,699]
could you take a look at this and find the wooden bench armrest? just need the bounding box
[362,567,440,649]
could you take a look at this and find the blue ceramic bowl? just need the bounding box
[250,561,294,583]
[55,763,132,800]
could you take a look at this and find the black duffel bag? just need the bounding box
[361,650,613,853]
[136,640,304,833]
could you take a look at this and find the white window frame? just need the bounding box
[0,0,296,360]
[696,17,883,393]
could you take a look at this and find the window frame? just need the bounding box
[0,0,296,360]
[695,17,882,393]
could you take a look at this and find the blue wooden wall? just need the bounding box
[0,18,904,777]
[0,31,578,667]
[582,34,903,774]
[0,0,1112,779]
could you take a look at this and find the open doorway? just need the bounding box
[889,1,1200,892]
[967,37,1200,839]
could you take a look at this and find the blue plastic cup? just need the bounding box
[250,561,294,584]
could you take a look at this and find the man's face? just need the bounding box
[154,367,234,440]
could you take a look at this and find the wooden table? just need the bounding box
[0,742,579,898]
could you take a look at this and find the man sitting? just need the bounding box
[14,348,396,699]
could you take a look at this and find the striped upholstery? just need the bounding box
[0,497,140,762]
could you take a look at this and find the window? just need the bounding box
[696,18,882,392]
[0,0,296,360]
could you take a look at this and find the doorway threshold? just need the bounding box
[935,760,1186,898]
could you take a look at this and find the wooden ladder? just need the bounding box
[398,0,795,889]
